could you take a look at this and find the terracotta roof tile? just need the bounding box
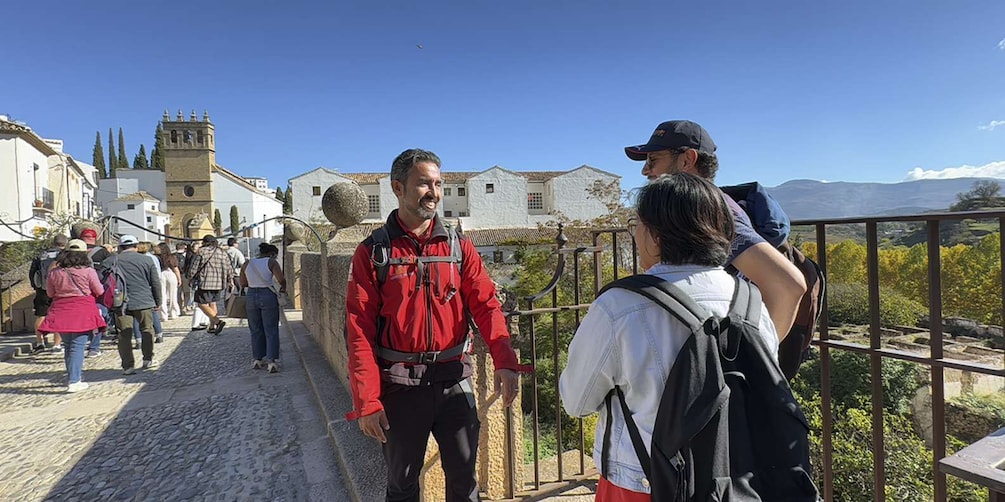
[114,190,160,202]
[342,173,387,184]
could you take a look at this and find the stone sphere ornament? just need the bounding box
[322,182,368,227]
[284,221,306,243]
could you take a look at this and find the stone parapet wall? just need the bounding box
[287,242,523,500]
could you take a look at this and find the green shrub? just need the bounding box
[793,348,924,415]
[827,283,927,326]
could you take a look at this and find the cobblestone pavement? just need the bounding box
[0,314,349,502]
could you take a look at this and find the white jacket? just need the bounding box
[559,263,780,494]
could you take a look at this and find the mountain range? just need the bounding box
[762,178,997,220]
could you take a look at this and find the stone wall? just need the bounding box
[1,262,38,334]
[287,241,523,500]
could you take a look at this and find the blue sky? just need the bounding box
[5,1,1005,192]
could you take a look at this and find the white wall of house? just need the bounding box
[0,135,53,241]
[106,198,165,242]
[289,168,354,224]
[212,172,283,240]
[545,166,620,223]
[463,168,529,229]
[441,183,468,218]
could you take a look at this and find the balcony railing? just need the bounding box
[505,211,1005,501]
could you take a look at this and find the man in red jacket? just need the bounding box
[345,148,521,502]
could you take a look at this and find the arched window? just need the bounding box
[197,130,204,144]
[171,130,178,143]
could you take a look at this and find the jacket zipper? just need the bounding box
[410,236,435,353]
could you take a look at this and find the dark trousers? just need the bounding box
[116,308,155,369]
[382,379,480,502]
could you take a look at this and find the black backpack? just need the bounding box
[721,182,827,381]
[599,274,819,501]
[29,249,60,290]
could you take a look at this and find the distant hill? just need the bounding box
[764,178,1000,220]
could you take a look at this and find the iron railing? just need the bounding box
[503,210,1005,501]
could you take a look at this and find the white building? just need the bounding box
[246,177,270,191]
[0,116,98,241]
[104,191,169,242]
[288,167,356,224]
[305,164,621,229]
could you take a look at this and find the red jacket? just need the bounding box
[345,212,520,420]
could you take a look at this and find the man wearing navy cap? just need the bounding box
[625,120,807,337]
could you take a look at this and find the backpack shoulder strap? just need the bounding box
[369,225,392,285]
[597,274,713,481]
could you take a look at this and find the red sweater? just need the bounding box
[344,213,519,420]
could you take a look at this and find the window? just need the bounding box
[458,187,466,197]
[197,130,204,144]
[459,211,468,217]
[127,204,135,210]
[150,204,157,211]
[493,250,503,263]
[486,184,494,194]
[146,216,152,223]
[444,210,452,217]
[444,187,452,196]
[184,185,195,197]
[312,186,322,196]
[367,194,380,214]
[171,130,178,143]
[528,193,544,210]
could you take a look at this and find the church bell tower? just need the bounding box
[161,109,216,238]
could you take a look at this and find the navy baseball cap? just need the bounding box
[625,120,717,161]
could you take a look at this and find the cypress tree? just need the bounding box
[275,186,284,201]
[229,205,240,233]
[213,209,222,235]
[117,128,128,170]
[151,124,166,170]
[133,144,149,170]
[92,131,106,179]
[107,129,117,178]
[283,188,293,214]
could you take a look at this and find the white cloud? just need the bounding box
[999,38,1005,50]
[978,120,1005,131]
[904,161,1005,181]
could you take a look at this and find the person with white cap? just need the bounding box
[100,235,162,374]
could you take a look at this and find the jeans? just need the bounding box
[133,309,163,341]
[63,333,89,384]
[246,288,280,361]
[89,304,108,353]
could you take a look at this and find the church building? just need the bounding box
[97,110,283,242]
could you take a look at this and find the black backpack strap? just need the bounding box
[596,274,713,482]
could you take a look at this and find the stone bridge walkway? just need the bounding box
[0,311,597,501]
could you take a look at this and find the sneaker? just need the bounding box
[133,342,140,349]
[155,334,164,343]
[122,367,136,375]
[67,381,89,393]
[51,344,62,352]
[142,359,159,370]
[31,343,45,354]
[267,362,279,374]
[252,359,266,370]
[214,320,226,335]
[85,350,102,358]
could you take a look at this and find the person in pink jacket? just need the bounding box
[40,239,107,393]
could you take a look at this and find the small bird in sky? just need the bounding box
[416,44,424,49]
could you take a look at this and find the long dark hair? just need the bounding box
[634,173,734,267]
[56,250,91,268]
